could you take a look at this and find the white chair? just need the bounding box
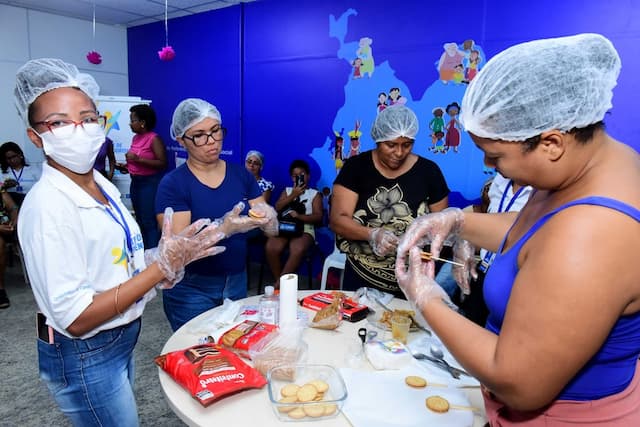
[320,243,346,291]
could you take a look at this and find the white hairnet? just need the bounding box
[14,58,99,126]
[371,105,419,142]
[170,98,221,140]
[245,150,264,165]
[460,33,621,141]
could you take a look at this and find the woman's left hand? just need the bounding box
[251,202,279,236]
[396,246,450,311]
[452,238,477,295]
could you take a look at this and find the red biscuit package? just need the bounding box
[218,320,278,359]
[155,343,267,407]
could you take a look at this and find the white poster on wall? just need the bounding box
[96,96,151,210]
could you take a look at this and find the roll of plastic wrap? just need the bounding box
[278,273,298,328]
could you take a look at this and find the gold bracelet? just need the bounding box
[114,283,123,315]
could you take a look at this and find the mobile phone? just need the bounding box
[295,173,305,187]
[36,312,54,344]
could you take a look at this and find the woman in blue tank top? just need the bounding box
[396,34,640,425]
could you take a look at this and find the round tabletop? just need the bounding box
[159,291,488,426]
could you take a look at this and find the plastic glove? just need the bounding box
[396,246,451,312]
[154,207,226,287]
[368,228,399,257]
[451,239,478,295]
[144,248,184,289]
[251,201,279,237]
[215,201,268,237]
[396,208,465,278]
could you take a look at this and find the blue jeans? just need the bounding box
[130,173,162,249]
[38,318,141,427]
[163,270,248,332]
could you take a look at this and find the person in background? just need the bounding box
[0,141,41,205]
[462,172,532,325]
[155,98,278,331]
[265,159,323,288]
[396,34,640,424]
[122,104,167,248]
[93,136,115,180]
[14,58,226,426]
[0,187,19,308]
[330,105,449,298]
[245,150,274,203]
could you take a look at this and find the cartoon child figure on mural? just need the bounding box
[445,101,462,153]
[352,58,363,79]
[333,129,345,172]
[465,50,481,81]
[377,92,388,114]
[430,131,446,153]
[348,121,361,158]
[429,107,445,136]
[356,37,375,78]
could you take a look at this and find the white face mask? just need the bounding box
[37,123,105,174]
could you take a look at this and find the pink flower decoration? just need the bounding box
[158,46,176,61]
[86,51,102,65]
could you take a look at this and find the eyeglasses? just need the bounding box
[33,115,107,138]
[246,159,261,166]
[182,127,227,146]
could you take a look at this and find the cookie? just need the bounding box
[277,396,298,413]
[323,403,338,416]
[288,407,306,419]
[426,395,450,413]
[280,384,300,398]
[303,404,326,418]
[296,383,318,402]
[309,379,329,393]
[248,209,265,218]
[405,375,427,388]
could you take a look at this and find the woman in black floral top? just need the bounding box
[330,106,449,297]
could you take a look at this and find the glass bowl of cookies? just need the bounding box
[267,364,347,421]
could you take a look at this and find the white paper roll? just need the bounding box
[279,273,298,328]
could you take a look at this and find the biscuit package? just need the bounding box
[218,320,278,359]
[155,343,267,407]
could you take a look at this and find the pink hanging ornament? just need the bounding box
[158,0,175,61]
[158,46,176,61]
[87,51,102,64]
[86,4,102,65]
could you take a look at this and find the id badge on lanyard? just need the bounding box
[99,189,137,275]
[480,181,526,273]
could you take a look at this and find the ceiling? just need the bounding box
[0,0,255,28]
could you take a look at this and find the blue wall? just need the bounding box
[128,0,640,207]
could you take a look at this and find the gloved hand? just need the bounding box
[215,202,268,237]
[153,207,226,288]
[251,202,279,237]
[368,228,400,257]
[396,246,451,312]
[144,248,184,289]
[451,238,477,295]
[396,208,465,278]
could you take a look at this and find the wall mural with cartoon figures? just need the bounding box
[129,0,638,219]
[309,8,492,207]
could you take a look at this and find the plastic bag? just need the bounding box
[185,298,242,336]
[249,326,308,381]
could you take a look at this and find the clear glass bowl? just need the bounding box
[267,364,348,422]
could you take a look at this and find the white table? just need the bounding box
[159,291,488,426]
